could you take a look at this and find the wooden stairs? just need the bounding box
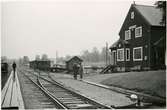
[100,65,117,74]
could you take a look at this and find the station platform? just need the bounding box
[1,71,24,109]
[48,72,165,108]
[48,72,134,107]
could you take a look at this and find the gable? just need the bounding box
[66,56,83,63]
[119,4,149,36]
[119,4,164,36]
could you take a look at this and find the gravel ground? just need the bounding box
[49,72,134,107]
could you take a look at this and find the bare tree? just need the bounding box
[91,47,100,62]
[1,56,8,63]
[41,54,48,61]
[23,56,29,64]
[35,55,40,61]
[100,47,106,62]
[81,50,90,62]
[65,55,71,61]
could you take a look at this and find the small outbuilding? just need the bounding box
[66,56,83,72]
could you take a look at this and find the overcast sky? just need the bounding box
[1,0,155,60]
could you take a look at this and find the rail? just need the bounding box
[22,71,68,109]
[37,72,111,109]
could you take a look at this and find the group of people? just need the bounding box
[73,63,83,80]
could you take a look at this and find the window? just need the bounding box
[126,48,130,61]
[117,48,124,61]
[144,56,147,60]
[118,44,121,47]
[133,47,143,61]
[131,11,134,19]
[125,30,131,40]
[135,27,142,37]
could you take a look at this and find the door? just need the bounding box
[113,51,116,65]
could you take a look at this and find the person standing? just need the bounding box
[12,62,17,81]
[73,63,80,80]
[79,64,83,80]
[73,64,77,80]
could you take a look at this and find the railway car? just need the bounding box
[1,63,8,73]
[1,63,9,89]
[29,60,51,71]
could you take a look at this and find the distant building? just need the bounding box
[29,60,51,71]
[66,56,83,72]
[110,4,166,72]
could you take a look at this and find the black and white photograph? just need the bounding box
[1,0,166,109]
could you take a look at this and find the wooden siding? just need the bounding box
[112,4,166,71]
[150,26,166,68]
[118,5,151,70]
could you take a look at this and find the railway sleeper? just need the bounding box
[40,102,55,105]
[58,97,79,100]
[67,103,94,109]
[59,99,83,102]
[62,101,85,104]
[54,94,74,97]
[45,88,66,92]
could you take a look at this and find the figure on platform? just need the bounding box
[79,64,83,80]
[73,63,80,80]
[12,62,17,81]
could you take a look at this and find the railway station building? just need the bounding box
[110,4,166,72]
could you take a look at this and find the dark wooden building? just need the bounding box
[110,4,166,71]
[66,56,83,72]
[29,60,51,71]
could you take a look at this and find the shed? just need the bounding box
[66,56,83,72]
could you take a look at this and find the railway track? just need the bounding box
[24,70,111,109]
[20,70,66,109]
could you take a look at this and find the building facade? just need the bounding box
[110,4,166,71]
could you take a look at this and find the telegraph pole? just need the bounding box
[56,51,58,64]
[106,42,108,66]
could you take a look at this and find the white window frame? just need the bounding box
[131,11,134,19]
[135,26,142,38]
[126,48,130,61]
[133,47,143,61]
[117,48,124,61]
[125,30,131,40]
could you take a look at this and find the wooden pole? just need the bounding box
[106,42,108,66]
[56,50,58,64]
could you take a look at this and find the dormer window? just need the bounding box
[125,30,131,40]
[131,11,134,19]
[135,26,142,38]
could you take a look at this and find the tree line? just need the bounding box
[56,46,111,65]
